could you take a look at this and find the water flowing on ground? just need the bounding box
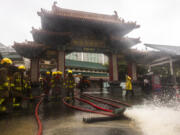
[124,97,180,135]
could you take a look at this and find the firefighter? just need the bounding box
[55,71,63,98]
[43,71,51,94]
[43,71,51,102]
[49,71,57,99]
[125,75,134,97]
[12,65,26,108]
[64,70,76,102]
[39,76,43,91]
[79,75,85,94]
[50,71,63,100]
[0,58,12,112]
[24,75,32,100]
[0,68,9,112]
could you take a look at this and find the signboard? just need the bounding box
[66,46,111,53]
[72,39,105,48]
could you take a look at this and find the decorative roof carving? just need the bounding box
[37,2,139,28]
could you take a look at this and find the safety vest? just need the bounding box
[14,79,25,92]
[25,80,31,89]
[51,79,55,88]
[51,77,63,88]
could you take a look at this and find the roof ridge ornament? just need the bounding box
[52,1,59,12]
[114,10,118,19]
[53,1,57,6]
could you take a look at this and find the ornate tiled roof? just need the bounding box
[13,41,46,58]
[37,2,140,28]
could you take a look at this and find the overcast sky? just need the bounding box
[0,0,180,47]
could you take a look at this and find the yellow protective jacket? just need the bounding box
[0,82,9,91]
[126,80,132,90]
[13,79,26,91]
[64,76,75,89]
[25,80,31,89]
[13,72,26,92]
[51,77,63,89]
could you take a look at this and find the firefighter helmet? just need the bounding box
[68,70,72,74]
[57,71,62,75]
[18,65,26,70]
[46,71,50,75]
[1,58,13,65]
[52,71,57,75]
[127,76,131,80]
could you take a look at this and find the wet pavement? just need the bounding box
[0,89,143,135]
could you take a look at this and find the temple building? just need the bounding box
[13,3,141,83]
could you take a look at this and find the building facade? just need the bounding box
[13,3,140,82]
[66,52,108,64]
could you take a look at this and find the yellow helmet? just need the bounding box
[18,65,26,70]
[68,70,72,74]
[127,76,131,80]
[1,58,13,65]
[46,71,50,75]
[52,71,57,75]
[57,71,62,75]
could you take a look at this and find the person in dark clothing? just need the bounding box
[143,77,151,95]
[99,79,103,92]
[79,76,85,94]
[43,71,51,102]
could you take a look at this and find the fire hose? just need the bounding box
[63,97,114,116]
[83,94,131,107]
[75,97,113,113]
[30,91,131,134]
[82,94,121,108]
[22,93,46,135]
[35,97,43,135]
[64,94,131,123]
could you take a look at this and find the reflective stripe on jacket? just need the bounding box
[0,82,9,91]
[64,77,75,89]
